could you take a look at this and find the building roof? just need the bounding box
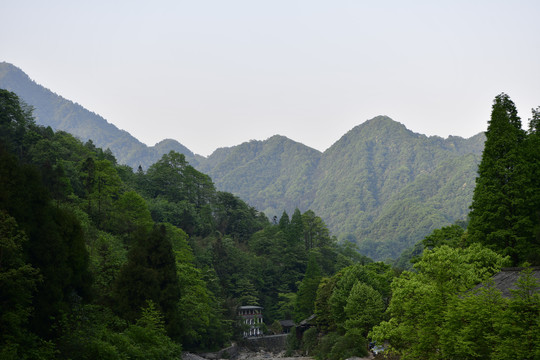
[298,314,316,327]
[238,306,263,310]
[476,267,540,298]
[279,320,295,327]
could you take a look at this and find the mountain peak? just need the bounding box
[355,115,410,134]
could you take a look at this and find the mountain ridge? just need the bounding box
[0,61,485,260]
[0,62,198,168]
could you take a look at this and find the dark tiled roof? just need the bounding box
[477,267,540,298]
[298,314,316,326]
[279,320,295,327]
[238,305,263,310]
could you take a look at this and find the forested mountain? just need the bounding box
[202,119,485,259]
[1,88,371,358]
[0,62,485,260]
[311,118,485,259]
[198,135,322,217]
[2,70,538,360]
[0,62,198,168]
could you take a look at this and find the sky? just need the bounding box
[2,1,540,156]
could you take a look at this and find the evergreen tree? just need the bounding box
[295,251,322,322]
[0,212,43,358]
[468,93,528,265]
[114,225,181,339]
[288,208,304,245]
[0,146,92,338]
[522,108,540,264]
[278,210,290,230]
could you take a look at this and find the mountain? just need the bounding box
[0,62,485,260]
[203,118,484,259]
[310,118,484,258]
[198,135,322,216]
[0,62,197,169]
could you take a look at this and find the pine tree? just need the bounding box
[114,225,181,339]
[278,210,290,230]
[295,251,322,321]
[468,93,527,264]
[522,108,540,264]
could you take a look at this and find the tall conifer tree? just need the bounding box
[114,225,181,338]
[468,93,527,264]
[521,107,540,264]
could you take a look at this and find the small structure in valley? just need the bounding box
[476,267,540,298]
[279,319,295,334]
[238,305,264,337]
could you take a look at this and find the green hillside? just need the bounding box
[203,118,485,259]
[0,62,197,169]
[198,135,322,217]
[311,118,484,259]
[1,62,486,260]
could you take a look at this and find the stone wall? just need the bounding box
[198,343,239,359]
[242,334,288,353]
[195,334,289,360]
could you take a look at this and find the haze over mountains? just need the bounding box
[0,62,485,260]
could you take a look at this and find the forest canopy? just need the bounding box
[0,89,538,360]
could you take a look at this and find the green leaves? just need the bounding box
[0,212,42,357]
[468,93,540,266]
[344,282,384,337]
[113,226,181,338]
[370,244,508,359]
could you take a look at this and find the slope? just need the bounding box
[310,117,484,259]
[199,135,321,217]
[1,62,485,260]
[0,62,196,169]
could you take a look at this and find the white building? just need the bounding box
[238,305,263,337]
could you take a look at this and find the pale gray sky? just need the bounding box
[2,0,540,156]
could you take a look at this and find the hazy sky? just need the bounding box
[3,1,540,156]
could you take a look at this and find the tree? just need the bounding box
[0,147,92,338]
[422,223,465,250]
[114,225,181,339]
[468,93,528,265]
[492,267,540,359]
[278,211,290,230]
[0,212,44,358]
[344,282,384,338]
[288,208,304,245]
[214,192,265,243]
[0,89,36,158]
[302,210,332,250]
[440,281,506,359]
[370,244,509,360]
[111,190,154,237]
[314,276,337,332]
[329,263,390,332]
[295,251,322,321]
[520,107,540,265]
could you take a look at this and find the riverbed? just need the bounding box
[184,349,374,360]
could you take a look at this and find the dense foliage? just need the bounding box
[468,93,540,265]
[199,119,484,261]
[0,62,486,261]
[368,94,540,360]
[2,71,539,360]
[0,89,367,358]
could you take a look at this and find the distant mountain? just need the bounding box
[0,62,485,260]
[198,135,322,216]
[0,62,197,169]
[204,118,484,259]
